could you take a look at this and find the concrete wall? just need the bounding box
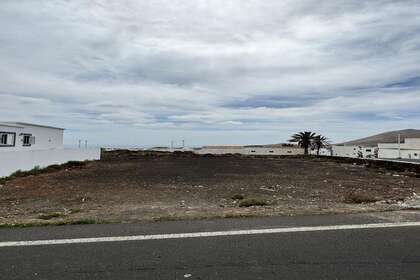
[0,148,101,178]
[195,147,304,155]
[0,124,63,152]
[378,148,420,159]
[332,145,376,158]
[405,138,420,146]
[195,147,243,155]
[310,148,332,156]
[378,138,420,159]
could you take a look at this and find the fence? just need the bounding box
[0,148,101,178]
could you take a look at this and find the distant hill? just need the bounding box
[340,129,420,147]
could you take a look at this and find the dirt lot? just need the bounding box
[1,151,420,226]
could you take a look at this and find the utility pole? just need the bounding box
[398,134,401,159]
[182,140,185,149]
[78,139,81,149]
[85,140,88,149]
[171,140,174,149]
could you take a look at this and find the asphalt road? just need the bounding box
[1,212,420,280]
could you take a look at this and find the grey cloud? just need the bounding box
[1,0,420,146]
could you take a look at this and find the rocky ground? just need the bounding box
[0,151,419,226]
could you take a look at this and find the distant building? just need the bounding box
[331,145,377,158]
[378,138,420,160]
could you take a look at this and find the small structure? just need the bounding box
[331,145,377,158]
[0,122,101,177]
[378,138,420,159]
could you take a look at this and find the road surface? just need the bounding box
[1,211,420,279]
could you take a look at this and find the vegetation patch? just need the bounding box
[345,192,379,204]
[38,212,66,220]
[0,219,110,228]
[54,219,102,226]
[239,198,269,207]
[231,194,245,200]
[68,208,82,214]
[0,161,89,184]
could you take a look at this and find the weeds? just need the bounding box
[0,161,89,183]
[231,194,245,200]
[345,192,379,204]
[239,198,269,207]
[69,208,82,214]
[0,219,110,228]
[38,212,66,220]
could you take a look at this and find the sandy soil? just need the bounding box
[1,151,419,225]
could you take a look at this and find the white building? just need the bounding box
[195,145,304,155]
[0,122,101,177]
[331,145,377,158]
[378,138,420,159]
[0,122,64,151]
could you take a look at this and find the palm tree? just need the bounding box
[289,131,316,155]
[312,135,328,156]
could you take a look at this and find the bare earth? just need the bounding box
[1,151,420,226]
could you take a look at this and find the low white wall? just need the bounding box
[332,145,376,158]
[195,147,304,155]
[0,148,101,178]
[378,148,420,159]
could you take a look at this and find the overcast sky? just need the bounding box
[1,1,420,147]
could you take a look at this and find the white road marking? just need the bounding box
[1,222,420,248]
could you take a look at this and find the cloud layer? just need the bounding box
[1,0,420,146]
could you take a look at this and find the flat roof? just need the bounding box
[0,122,65,130]
[0,122,24,128]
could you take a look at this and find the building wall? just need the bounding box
[405,138,420,146]
[242,147,303,155]
[0,124,63,152]
[0,148,101,178]
[378,138,420,159]
[195,147,304,155]
[313,148,333,156]
[378,148,420,159]
[195,147,243,155]
[332,145,376,158]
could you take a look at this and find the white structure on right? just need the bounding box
[378,138,420,159]
[331,145,377,158]
[195,145,304,155]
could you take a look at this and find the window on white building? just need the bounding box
[1,134,7,145]
[0,132,15,147]
[22,134,35,146]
